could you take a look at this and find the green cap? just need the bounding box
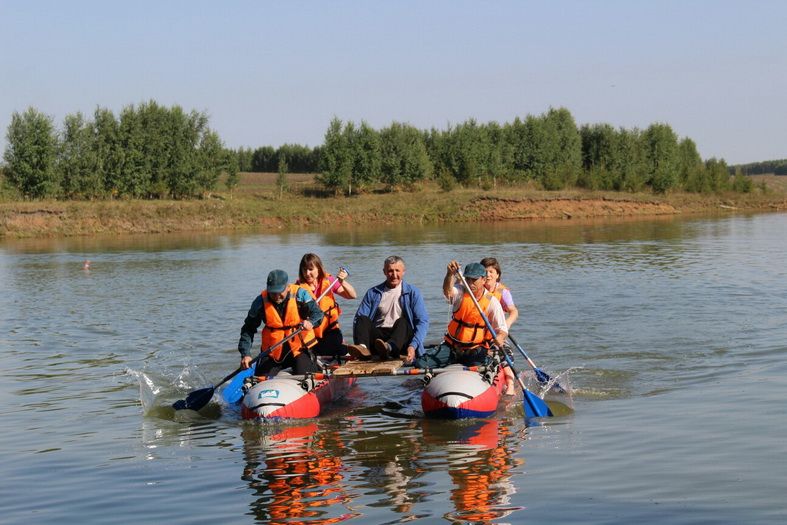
[463,262,486,279]
[266,269,288,294]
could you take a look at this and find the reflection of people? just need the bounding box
[481,257,518,395]
[238,269,324,376]
[446,422,518,523]
[296,253,359,360]
[241,424,356,525]
[421,418,520,523]
[413,261,507,369]
[351,255,429,364]
[349,418,423,514]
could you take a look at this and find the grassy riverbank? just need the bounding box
[1,173,785,238]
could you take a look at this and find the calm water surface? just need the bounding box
[1,213,786,524]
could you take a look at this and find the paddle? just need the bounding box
[507,334,566,393]
[455,268,552,418]
[172,327,305,411]
[314,266,349,303]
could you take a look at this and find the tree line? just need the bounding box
[3,102,237,199]
[234,144,322,174]
[314,108,752,195]
[4,102,754,200]
[731,159,787,176]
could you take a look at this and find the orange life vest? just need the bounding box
[444,291,494,349]
[261,284,317,360]
[299,276,341,339]
[489,282,507,302]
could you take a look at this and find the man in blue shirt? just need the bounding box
[350,255,429,364]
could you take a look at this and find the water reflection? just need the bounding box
[237,415,525,524]
[315,214,698,247]
[241,423,358,524]
[2,212,748,256]
[421,418,523,523]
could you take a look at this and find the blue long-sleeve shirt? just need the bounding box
[353,280,430,356]
[238,288,324,357]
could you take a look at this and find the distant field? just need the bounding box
[750,174,787,192]
[234,172,316,188]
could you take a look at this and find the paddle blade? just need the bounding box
[172,386,215,411]
[523,390,553,418]
[534,367,567,393]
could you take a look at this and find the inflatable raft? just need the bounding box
[421,362,506,419]
[219,367,350,419]
[221,357,509,420]
[221,359,403,420]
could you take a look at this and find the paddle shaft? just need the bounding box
[309,265,348,305]
[216,327,306,390]
[507,333,565,392]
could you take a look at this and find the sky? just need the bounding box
[1,0,786,165]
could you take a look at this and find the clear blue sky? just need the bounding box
[2,0,785,165]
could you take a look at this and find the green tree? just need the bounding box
[505,116,530,181]
[3,107,60,198]
[92,107,122,198]
[539,107,581,190]
[251,146,276,172]
[704,158,731,192]
[235,146,254,172]
[277,144,317,173]
[162,105,206,199]
[318,117,354,195]
[379,122,432,189]
[676,137,703,192]
[351,121,382,191]
[731,167,753,193]
[224,149,240,194]
[138,100,172,197]
[59,112,103,199]
[195,130,224,195]
[579,123,618,189]
[117,104,151,197]
[614,128,648,192]
[276,155,289,198]
[485,121,511,188]
[643,123,679,193]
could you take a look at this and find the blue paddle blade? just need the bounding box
[222,367,254,405]
[524,390,553,418]
[534,367,567,393]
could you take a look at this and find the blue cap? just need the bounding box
[464,262,486,280]
[266,269,289,294]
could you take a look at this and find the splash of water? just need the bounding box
[125,368,162,414]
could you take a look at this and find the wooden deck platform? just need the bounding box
[333,359,404,376]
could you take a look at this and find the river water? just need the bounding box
[1,213,785,524]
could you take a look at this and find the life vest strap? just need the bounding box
[449,315,486,330]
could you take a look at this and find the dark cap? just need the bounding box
[266,269,289,294]
[463,262,486,280]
